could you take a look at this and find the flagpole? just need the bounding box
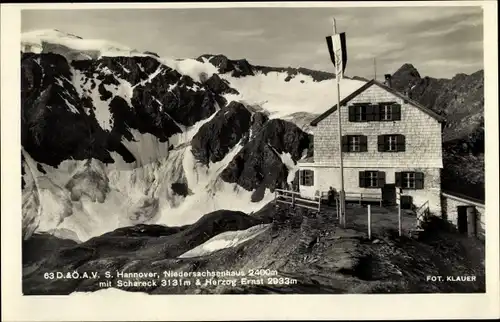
[332,18,346,227]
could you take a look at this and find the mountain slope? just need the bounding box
[390,63,484,142]
[20,30,366,241]
[19,29,485,296]
[23,204,485,295]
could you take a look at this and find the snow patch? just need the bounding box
[58,93,79,114]
[132,65,164,89]
[222,71,366,119]
[179,224,271,258]
[120,129,171,168]
[22,29,142,60]
[159,57,218,83]
[279,152,298,183]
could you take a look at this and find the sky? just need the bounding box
[21,5,484,79]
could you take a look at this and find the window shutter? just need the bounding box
[395,172,402,187]
[359,171,365,187]
[397,134,406,152]
[373,104,381,121]
[311,171,315,186]
[365,104,374,121]
[392,104,401,121]
[377,135,386,152]
[360,135,368,152]
[341,135,349,152]
[415,172,424,189]
[377,171,386,188]
[348,106,356,122]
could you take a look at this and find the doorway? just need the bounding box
[457,206,468,234]
[381,184,396,206]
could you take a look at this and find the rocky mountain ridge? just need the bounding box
[19,30,485,296]
[21,30,485,243]
[388,63,485,200]
[21,43,318,241]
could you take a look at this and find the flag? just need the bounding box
[326,32,347,78]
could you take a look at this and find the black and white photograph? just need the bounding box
[2,1,499,321]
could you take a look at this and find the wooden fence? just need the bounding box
[274,189,322,212]
[344,191,383,206]
[275,188,429,238]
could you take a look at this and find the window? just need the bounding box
[378,102,402,121]
[350,136,360,152]
[359,171,386,188]
[356,105,365,121]
[381,104,392,121]
[367,171,379,187]
[349,102,401,122]
[404,172,416,188]
[348,104,367,122]
[388,135,397,151]
[378,134,405,152]
[396,171,424,189]
[342,135,367,152]
[300,170,314,186]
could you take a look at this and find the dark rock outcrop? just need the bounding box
[21,52,122,167]
[21,53,232,167]
[255,65,338,82]
[197,53,347,82]
[171,182,192,197]
[204,73,239,95]
[249,111,269,135]
[197,54,255,77]
[390,64,484,142]
[191,101,252,165]
[220,119,311,194]
[390,64,484,201]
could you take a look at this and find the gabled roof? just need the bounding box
[310,79,447,126]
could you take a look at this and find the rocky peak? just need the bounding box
[197,54,255,77]
[389,63,421,92]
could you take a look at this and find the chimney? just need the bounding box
[384,74,392,88]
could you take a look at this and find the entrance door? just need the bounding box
[457,206,468,234]
[381,184,396,206]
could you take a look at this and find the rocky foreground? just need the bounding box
[23,203,485,295]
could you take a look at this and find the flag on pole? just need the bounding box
[326,32,347,78]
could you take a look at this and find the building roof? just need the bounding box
[310,79,447,126]
[442,190,485,205]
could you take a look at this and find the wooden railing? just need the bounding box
[415,200,430,228]
[344,191,383,206]
[274,189,322,212]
